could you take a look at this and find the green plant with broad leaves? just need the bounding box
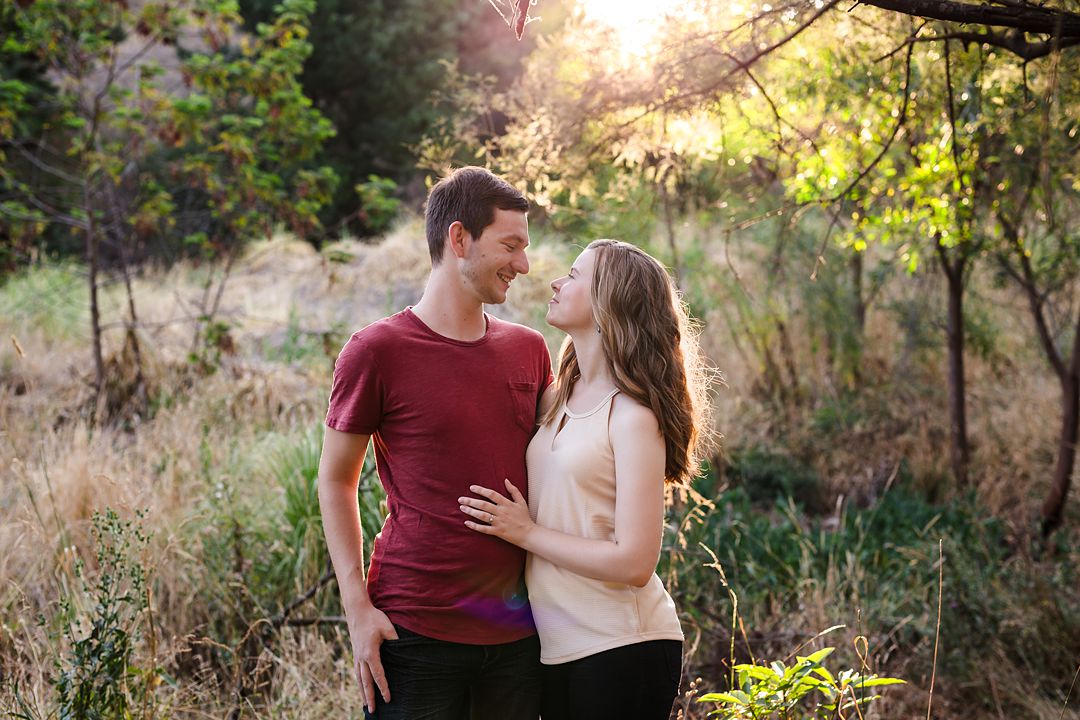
[699,645,905,719]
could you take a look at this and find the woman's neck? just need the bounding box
[568,329,614,389]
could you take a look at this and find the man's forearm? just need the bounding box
[318,477,372,608]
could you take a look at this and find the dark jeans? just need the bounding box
[364,625,542,720]
[540,640,683,720]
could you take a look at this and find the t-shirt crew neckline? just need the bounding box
[404,306,491,347]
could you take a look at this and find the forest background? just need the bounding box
[2,0,1080,717]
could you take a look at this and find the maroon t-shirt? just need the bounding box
[325,308,553,644]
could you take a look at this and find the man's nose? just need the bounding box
[512,248,530,275]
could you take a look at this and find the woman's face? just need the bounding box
[546,248,598,333]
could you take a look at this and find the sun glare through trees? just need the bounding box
[577,0,705,55]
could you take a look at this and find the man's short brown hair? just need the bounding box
[424,167,528,265]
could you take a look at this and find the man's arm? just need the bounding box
[318,426,397,712]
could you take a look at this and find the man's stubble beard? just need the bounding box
[462,260,506,305]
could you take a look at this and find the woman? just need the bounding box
[458,239,713,719]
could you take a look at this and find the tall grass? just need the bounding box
[2,229,1079,718]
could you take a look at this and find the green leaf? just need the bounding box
[854,677,907,688]
[698,692,745,704]
[800,647,835,665]
[741,666,777,682]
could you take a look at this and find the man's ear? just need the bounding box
[447,221,469,260]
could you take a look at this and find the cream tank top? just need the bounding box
[524,388,684,664]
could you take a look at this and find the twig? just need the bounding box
[827,32,917,205]
[926,538,944,720]
[281,615,347,627]
[783,624,846,662]
[270,563,336,630]
[1060,662,1080,720]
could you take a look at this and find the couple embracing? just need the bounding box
[318,167,712,720]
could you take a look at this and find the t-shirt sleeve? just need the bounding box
[325,333,383,435]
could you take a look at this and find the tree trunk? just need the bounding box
[1041,312,1080,537]
[939,248,970,488]
[999,226,1078,537]
[776,318,801,405]
[852,250,866,335]
[86,195,105,416]
[661,182,682,284]
[850,250,866,386]
[121,250,148,413]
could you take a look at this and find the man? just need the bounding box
[318,166,552,719]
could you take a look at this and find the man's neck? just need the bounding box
[412,272,487,342]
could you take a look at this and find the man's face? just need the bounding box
[461,208,530,304]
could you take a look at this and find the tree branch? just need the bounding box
[853,0,1080,39]
[826,31,917,204]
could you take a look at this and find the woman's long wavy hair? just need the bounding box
[541,240,715,485]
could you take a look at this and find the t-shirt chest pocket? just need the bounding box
[507,378,538,431]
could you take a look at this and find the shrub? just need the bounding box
[726,445,823,512]
[699,646,905,719]
[36,509,158,720]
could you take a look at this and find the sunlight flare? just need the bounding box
[577,0,704,54]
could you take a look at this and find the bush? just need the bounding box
[699,645,905,719]
[726,445,823,512]
[0,262,87,341]
[37,509,157,720]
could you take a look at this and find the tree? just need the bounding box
[988,55,1080,535]
[1,0,336,416]
[237,0,549,235]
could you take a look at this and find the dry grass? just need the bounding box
[2,223,1077,718]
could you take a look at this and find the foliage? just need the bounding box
[726,445,823,512]
[165,0,338,249]
[355,175,403,236]
[236,0,548,233]
[669,480,998,625]
[664,469,1080,714]
[48,509,155,720]
[1,0,338,258]
[0,262,87,340]
[187,317,235,374]
[0,0,340,398]
[699,645,905,719]
[189,422,384,653]
[261,423,384,600]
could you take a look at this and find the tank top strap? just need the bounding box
[599,387,620,408]
[562,387,621,419]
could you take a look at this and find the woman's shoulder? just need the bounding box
[609,392,660,437]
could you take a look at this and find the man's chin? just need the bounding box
[483,288,509,305]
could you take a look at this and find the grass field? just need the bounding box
[2,221,1078,718]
